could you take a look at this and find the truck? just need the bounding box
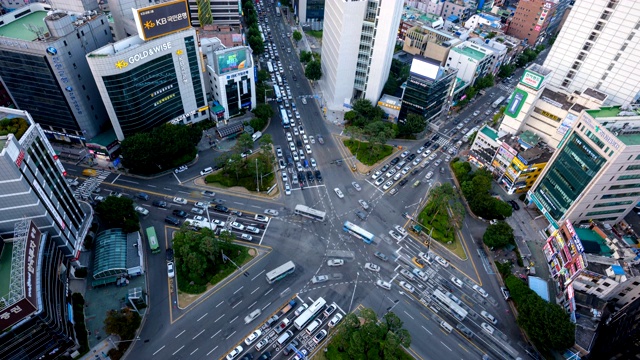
[275,6,280,16]
[252,131,262,142]
[277,300,297,317]
[274,318,290,334]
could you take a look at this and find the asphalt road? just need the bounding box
[63,3,551,359]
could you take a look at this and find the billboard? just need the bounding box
[520,70,544,90]
[410,58,439,80]
[135,0,191,41]
[505,88,528,118]
[217,48,248,75]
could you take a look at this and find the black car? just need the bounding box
[509,200,520,210]
[298,171,306,182]
[432,135,440,141]
[152,200,167,208]
[424,140,432,147]
[164,216,180,226]
[296,139,302,148]
[214,204,229,213]
[407,154,417,161]
[292,74,297,81]
[390,157,400,165]
[399,178,408,187]
[172,210,187,218]
[314,170,322,181]
[432,143,440,150]
[257,351,272,360]
[306,171,314,181]
[380,164,390,173]
[286,155,294,166]
[411,169,419,176]
[166,248,174,261]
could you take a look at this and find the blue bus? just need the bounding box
[343,221,374,244]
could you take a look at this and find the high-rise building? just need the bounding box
[542,0,640,106]
[321,0,403,110]
[528,105,640,228]
[188,0,240,26]
[107,0,149,40]
[295,0,326,23]
[506,0,557,46]
[399,57,457,124]
[0,107,92,262]
[0,3,113,144]
[87,28,209,140]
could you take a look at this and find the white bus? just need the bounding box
[343,221,375,244]
[280,108,290,128]
[432,289,468,321]
[273,85,282,102]
[266,261,296,284]
[267,61,274,73]
[294,297,326,330]
[184,219,217,231]
[492,96,506,108]
[294,204,326,221]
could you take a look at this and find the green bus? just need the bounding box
[146,226,160,254]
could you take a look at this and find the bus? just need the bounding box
[343,221,375,244]
[266,260,296,284]
[492,96,506,108]
[184,219,217,231]
[294,204,326,221]
[275,6,280,16]
[432,289,468,321]
[273,85,282,102]
[294,297,326,330]
[145,226,161,254]
[267,61,274,73]
[280,108,290,128]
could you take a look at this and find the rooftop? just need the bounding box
[0,11,48,41]
[528,276,550,302]
[480,125,500,141]
[583,87,608,102]
[402,6,443,24]
[540,87,574,110]
[518,146,552,164]
[585,106,624,119]
[452,43,487,61]
[87,128,117,147]
[576,228,613,257]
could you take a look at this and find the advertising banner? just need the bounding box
[217,49,248,75]
[504,88,528,118]
[520,70,544,90]
[135,0,191,41]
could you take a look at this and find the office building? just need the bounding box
[0,107,92,261]
[399,57,456,125]
[107,0,148,40]
[188,0,240,27]
[441,0,475,22]
[500,137,553,194]
[321,0,403,111]
[296,0,325,24]
[507,0,557,46]
[201,43,256,121]
[542,0,640,106]
[0,220,78,359]
[402,25,460,65]
[87,28,209,140]
[405,0,445,16]
[528,105,640,228]
[0,3,112,144]
[0,80,14,108]
[445,41,494,94]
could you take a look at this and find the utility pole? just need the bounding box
[256,158,259,192]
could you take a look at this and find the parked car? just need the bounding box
[167,261,175,278]
[399,281,415,293]
[374,251,388,261]
[152,200,167,208]
[334,188,344,198]
[327,259,344,266]
[173,197,188,205]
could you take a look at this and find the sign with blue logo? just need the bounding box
[46,47,57,56]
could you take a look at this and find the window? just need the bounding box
[586,209,625,216]
[627,164,640,170]
[567,70,576,79]
[621,43,628,51]
[609,183,640,190]
[577,52,587,61]
[593,201,633,208]
[603,282,611,287]
[602,192,640,199]
[588,32,599,41]
[601,11,611,21]
[572,62,581,70]
[606,0,619,9]
[595,21,605,31]
[607,63,615,71]
[582,42,593,51]
[596,288,603,293]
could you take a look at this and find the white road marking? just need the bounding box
[190,348,198,355]
[232,300,243,308]
[172,346,184,355]
[164,187,172,191]
[206,346,218,356]
[118,179,138,184]
[147,184,157,188]
[110,174,121,184]
[211,330,221,338]
[175,330,185,338]
[230,316,238,323]
[152,346,165,356]
[251,271,265,282]
[249,301,257,309]
[234,286,244,294]
[178,190,190,194]
[197,313,208,322]
[440,341,452,351]
[251,286,261,294]
[262,302,272,311]
[216,301,224,307]
[215,314,225,322]
[225,331,236,340]
[422,326,432,335]
[265,288,273,296]
[193,329,205,339]
[404,311,414,320]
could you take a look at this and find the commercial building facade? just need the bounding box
[295,0,325,23]
[87,29,209,140]
[188,0,240,26]
[507,0,557,46]
[402,25,460,65]
[445,41,494,94]
[321,0,402,110]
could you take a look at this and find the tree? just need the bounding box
[398,113,427,136]
[299,50,312,63]
[257,69,270,83]
[104,308,141,341]
[248,35,264,55]
[258,134,273,157]
[225,153,244,179]
[482,221,515,248]
[96,197,139,233]
[344,110,358,124]
[498,64,516,78]
[234,133,254,152]
[382,75,398,95]
[292,30,302,42]
[304,60,322,81]
[252,103,273,122]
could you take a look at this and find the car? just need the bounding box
[359,199,370,210]
[407,154,416,161]
[294,304,309,317]
[152,200,167,208]
[481,322,495,335]
[481,310,498,325]
[214,204,229,213]
[456,323,475,339]
[393,173,402,181]
[173,197,187,205]
[329,313,343,328]
[509,200,520,210]
[298,126,305,134]
[230,222,245,231]
[399,281,415,293]
[108,191,123,198]
[289,142,296,152]
[374,176,385,186]
[381,164,391,172]
[255,214,270,222]
[306,171,314,181]
[279,159,286,169]
[311,275,329,283]
[371,170,382,179]
[201,190,216,197]
[246,226,260,234]
[412,268,426,280]
[309,135,315,143]
[254,338,269,352]
[374,251,388,261]
[244,330,262,345]
[382,181,394,190]
[399,179,409,187]
[240,234,253,241]
[327,259,344,266]
[412,257,426,269]
[292,151,299,162]
[293,350,308,360]
[356,210,367,220]
[400,150,410,158]
[425,171,434,180]
[200,167,214,176]
[192,215,205,222]
[451,276,463,288]
[364,262,380,272]
[241,149,253,158]
[302,134,309,144]
[317,134,324,144]
[434,159,442,166]
[324,304,337,317]
[490,219,498,225]
[376,280,392,290]
[412,158,422,166]
[352,181,361,191]
[485,109,492,115]
[417,146,425,154]
[334,188,344,198]
[417,252,431,264]
[191,207,204,215]
[434,255,449,267]
[388,230,402,241]
[390,157,400,166]
[226,345,244,360]
[283,340,300,356]
[501,286,511,300]
[66,178,79,186]
[305,144,312,154]
[134,206,149,216]
[314,170,322,181]
[284,183,291,195]
[308,158,317,168]
[167,261,175,278]
[296,162,303,172]
[296,139,302,148]
[286,132,293,142]
[400,269,416,281]
[302,97,308,105]
[386,168,397,178]
[172,210,187,218]
[473,110,480,116]
[473,284,489,298]
[298,149,305,159]
[281,171,288,182]
[313,329,327,344]
[194,201,208,209]
[401,166,411,175]
[212,219,226,227]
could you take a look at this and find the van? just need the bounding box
[440,320,453,333]
[276,330,293,346]
[200,167,213,176]
[82,169,97,177]
[306,320,320,334]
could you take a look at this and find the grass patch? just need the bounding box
[306,30,323,39]
[417,210,455,244]
[205,157,275,192]
[343,139,393,166]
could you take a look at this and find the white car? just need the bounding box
[394,225,407,236]
[435,255,449,267]
[212,219,226,227]
[282,171,288,182]
[473,284,489,298]
[296,162,303,172]
[327,259,344,266]
[254,214,270,222]
[418,251,431,263]
[310,158,317,167]
[246,226,260,234]
[412,158,422,166]
[352,182,361,191]
[134,206,149,216]
[299,126,305,134]
[334,188,344,198]
[374,177,385,186]
[230,222,245,231]
[264,209,279,216]
[303,134,309,144]
[244,330,262,345]
[289,142,296,152]
[372,170,382,179]
[167,261,175,278]
[194,201,208,208]
[481,322,494,335]
[254,338,269,351]
[192,215,205,222]
[386,168,397,178]
[305,145,312,154]
[401,150,409,158]
[284,183,291,195]
[276,147,283,157]
[376,280,392,290]
[417,146,425,154]
[173,197,187,205]
[425,171,434,180]
[388,230,402,241]
[393,173,402,181]
[286,132,293,141]
[226,345,243,360]
[302,97,307,104]
[399,281,415,293]
[481,310,498,325]
[240,234,253,241]
[382,181,393,190]
[191,207,204,215]
[364,263,380,272]
[450,276,463,288]
[294,304,309,317]
[401,166,411,175]
[328,313,343,328]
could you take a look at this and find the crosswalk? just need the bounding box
[73,169,111,200]
[496,84,513,92]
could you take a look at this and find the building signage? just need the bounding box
[505,88,528,118]
[50,56,82,114]
[520,70,544,90]
[557,113,578,136]
[176,49,189,83]
[0,39,29,49]
[116,42,173,69]
[135,0,191,41]
[582,115,620,150]
[217,48,248,75]
[15,149,25,167]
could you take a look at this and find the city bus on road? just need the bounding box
[432,289,468,320]
[273,85,282,102]
[294,297,326,330]
[267,61,274,73]
[294,204,326,221]
[492,96,506,108]
[280,108,290,128]
[145,226,160,254]
[343,221,375,244]
[266,261,296,284]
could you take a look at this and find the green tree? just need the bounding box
[498,64,516,78]
[252,103,273,122]
[304,60,322,81]
[104,308,141,341]
[234,133,254,153]
[475,74,495,89]
[398,113,427,136]
[383,75,398,95]
[248,35,264,55]
[482,221,515,248]
[257,69,270,83]
[292,30,302,42]
[95,197,139,233]
[299,50,312,63]
[344,110,359,124]
[247,25,260,39]
[226,153,244,179]
[258,134,274,158]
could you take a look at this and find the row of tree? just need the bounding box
[299,50,322,81]
[243,1,265,55]
[419,183,464,243]
[483,221,515,249]
[451,160,513,220]
[95,197,141,233]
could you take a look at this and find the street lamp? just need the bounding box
[386,299,400,314]
[109,336,140,348]
[348,272,359,313]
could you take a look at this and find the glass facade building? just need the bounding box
[399,59,456,124]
